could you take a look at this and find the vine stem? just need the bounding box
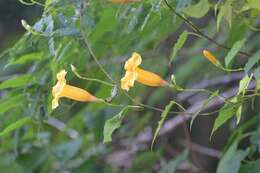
[163,0,251,57]
[79,31,116,83]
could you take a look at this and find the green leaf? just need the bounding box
[236,105,243,125]
[5,52,43,67]
[245,50,260,73]
[245,0,260,10]
[16,148,49,172]
[217,0,234,30]
[225,39,246,68]
[254,67,260,79]
[211,98,240,138]
[0,74,35,89]
[250,127,260,152]
[237,74,252,95]
[235,74,252,124]
[170,31,188,63]
[0,95,24,114]
[151,101,175,149]
[159,149,189,173]
[217,141,249,173]
[103,107,129,143]
[53,27,80,37]
[0,117,31,137]
[131,151,160,172]
[239,159,260,173]
[190,90,219,129]
[182,0,210,18]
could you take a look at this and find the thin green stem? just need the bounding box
[220,66,244,72]
[79,7,115,84]
[71,64,114,87]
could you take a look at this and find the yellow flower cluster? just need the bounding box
[52,52,168,110]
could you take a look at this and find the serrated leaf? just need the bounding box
[103,107,129,143]
[159,149,189,173]
[0,117,31,137]
[217,140,249,173]
[225,39,246,68]
[190,90,219,129]
[170,31,188,63]
[151,101,175,149]
[182,0,210,18]
[0,74,35,89]
[211,99,240,138]
[245,50,260,73]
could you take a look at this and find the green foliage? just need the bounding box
[159,149,189,173]
[182,0,210,18]
[103,107,129,143]
[151,101,175,149]
[0,0,259,172]
[170,31,188,63]
[0,95,24,114]
[236,74,253,123]
[211,98,241,138]
[0,74,35,89]
[0,117,31,137]
[239,159,260,173]
[225,39,246,68]
[217,140,249,173]
[217,0,234,30]
[245,50,260,72]
[190,90,219,129]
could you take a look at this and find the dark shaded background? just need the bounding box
[0,0,42,49]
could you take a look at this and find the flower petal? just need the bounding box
[124,52,142,71]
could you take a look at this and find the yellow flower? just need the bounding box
[110,0,136,3]
[203,50,219,65]
[52,70,100,110]
[121,52,168,91]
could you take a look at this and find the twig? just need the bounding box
[159,82,255,136]
[45,117,79,139]
[177,72,245,102]
[179,140,222,158]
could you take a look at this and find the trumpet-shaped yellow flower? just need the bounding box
[203,50,219,65]
[121,52,168,91]
[52,70,100,110]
